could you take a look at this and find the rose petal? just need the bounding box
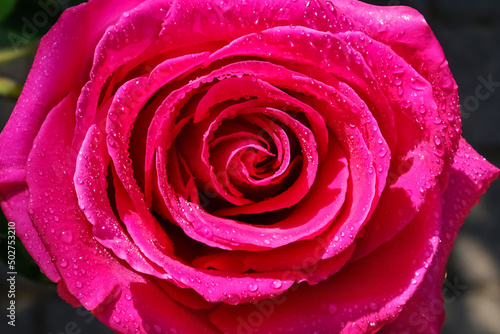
[341,31,452,261]
[92,274,220,334]
[75,125,173,279]
[335,0,462,142]
[202,104,318,215]
[25,89,138,310]
[78,52,210,259]
[0,0,142,282]
[191,138,348,273]
[379,138,499,333]
[72,0,176,152]
[209,186,443,333]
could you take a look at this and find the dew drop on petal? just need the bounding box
[328,303,338,315]
[271,280,282,289]
[325,1,335,12]
[61,230,73,244]
[226,294,241,305]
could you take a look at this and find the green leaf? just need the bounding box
[0,76,22,99]
[0,43,36,63]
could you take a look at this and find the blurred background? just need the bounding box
[0,0,499,333]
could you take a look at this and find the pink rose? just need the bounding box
[0,0,498,333]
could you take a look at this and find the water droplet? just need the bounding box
[61,230,73,244]
[247,283,258,292]
[107,136,117,148]
[325,1,335,12]
[392,67,406,76]
[113,315,121,323]
[271,280,282,289]
[60,259,68,268]
[76,281,82,288]
[433,149,444,157]
[226,294,241,305]
[410,78,427,91]
[328,303,338,315]
[198,227,213,239]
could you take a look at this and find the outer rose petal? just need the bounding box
[93,274,220,334]
[209,187,443,333]
[336,0,458,94]
[0,0,144,283]
[378,138,499,334]
[335,0,461,172]
[25,87,144,310]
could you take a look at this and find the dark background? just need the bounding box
[0,0,499,333]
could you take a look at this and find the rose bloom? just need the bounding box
[0,0,498,333]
